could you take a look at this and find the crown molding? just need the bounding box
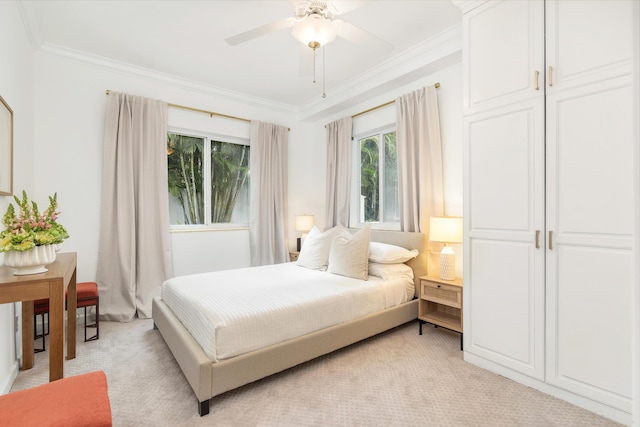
[297,24,462,122]
[36,42,298,115]
[23,2,461,122]
[16,0,292,113]
[34,23,461,123]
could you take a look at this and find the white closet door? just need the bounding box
[544,0,635,413]
[545,0,633,93]
[545,75,634,412]
[463,0,543,114]
[464,99,545,379]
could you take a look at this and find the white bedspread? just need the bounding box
[161,263,414,362]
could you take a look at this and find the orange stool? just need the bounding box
[33,299,50,353]
[32,281,100,346]
[74,282,100,342]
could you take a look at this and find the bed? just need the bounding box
[152,229,426,416]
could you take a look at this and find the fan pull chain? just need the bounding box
[322,46,326,98]
[313,48,317,84]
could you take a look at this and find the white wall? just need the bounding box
[0,1,36,394]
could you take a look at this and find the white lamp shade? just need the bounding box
[429,216,463,244]
[295,215,315,232]
[292,15,337,48]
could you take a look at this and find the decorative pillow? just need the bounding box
[368,242,419,264]
[327,226,371,280]
[368,262,414,280]
[296,226,337,270]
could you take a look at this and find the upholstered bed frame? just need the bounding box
[152,230,426,416]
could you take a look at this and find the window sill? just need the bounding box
[351,222,401,232]
[170,224,249,233]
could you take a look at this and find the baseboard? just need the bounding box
[464,352,632,426]
[0,360,19,395]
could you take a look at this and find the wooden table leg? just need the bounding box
[67,269,76,360]
[21,300,34,370]
[49,279,64,381]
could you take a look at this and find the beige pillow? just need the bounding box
[296,226,336,270]
[327,226,371,280]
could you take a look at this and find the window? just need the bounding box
[350,127,399,230]
[167,131,250,227]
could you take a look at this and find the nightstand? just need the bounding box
[289,251,300,262]
[418,275,463,350]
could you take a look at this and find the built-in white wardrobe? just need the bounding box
[460,1,639,425]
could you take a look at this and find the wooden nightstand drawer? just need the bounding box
[422,282,461,308]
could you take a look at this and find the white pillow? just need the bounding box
[368,262,414,280]
[327,226,371,280]
[368,242,418,264]
[296,226,337,270]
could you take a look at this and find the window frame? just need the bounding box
[167,126,250,232]
[349,124,401,231]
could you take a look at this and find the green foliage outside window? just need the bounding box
[359,131,398,223]
[383,132,399,223]
[167,133,204,224]
[210,141,249,223]
[167,132,249,225]
[360,136,380,222]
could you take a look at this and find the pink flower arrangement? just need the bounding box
[0,191,69,252]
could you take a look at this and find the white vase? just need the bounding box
[4,244,57,276]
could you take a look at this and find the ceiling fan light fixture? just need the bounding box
[292,14,337,49]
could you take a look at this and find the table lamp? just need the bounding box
[295,215,315,251]
[429,216,463,280]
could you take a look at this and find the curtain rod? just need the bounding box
[105,90,290,131]
[351,82,440,119]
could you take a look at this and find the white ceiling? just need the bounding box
[21,1,461,111]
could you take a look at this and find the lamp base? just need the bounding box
[439,246,456,281]
[297,238,301,252]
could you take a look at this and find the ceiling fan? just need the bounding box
[225,1,393,98]
[224,1,393,51]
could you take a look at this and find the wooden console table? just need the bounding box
[0,252,77,382]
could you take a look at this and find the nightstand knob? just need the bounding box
[437,285,441,288]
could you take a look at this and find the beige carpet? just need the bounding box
[11,318,622,427]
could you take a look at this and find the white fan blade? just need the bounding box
[334,19,393,52]
[225,18,295,46]
[298,44,314,77]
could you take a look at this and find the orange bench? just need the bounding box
[0,371,112,426]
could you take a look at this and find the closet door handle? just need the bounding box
[535,230,540,249]
[548,231,553,250]
[534,71,540,90]
[548,66,554,87]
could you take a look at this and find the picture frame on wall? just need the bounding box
[0,94,13,196]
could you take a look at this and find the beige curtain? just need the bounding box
[325,116,352,227]
[249,121,289,266]
[96,92,174,321]
[396,85,444,273]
